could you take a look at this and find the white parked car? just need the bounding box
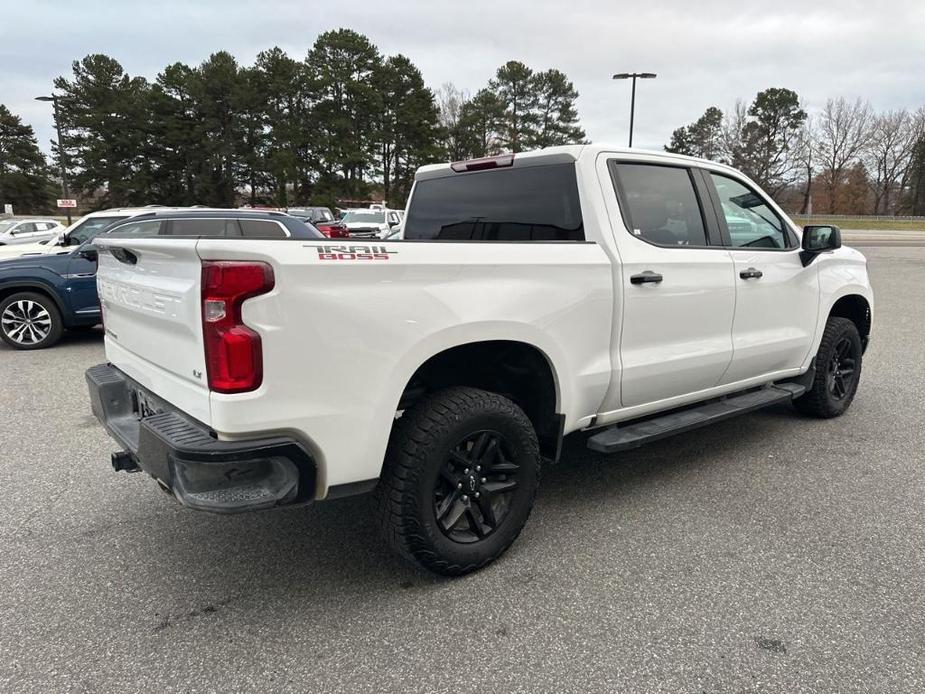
[341,208,404,239]
[87,145,873,576]
[0,218,64,246]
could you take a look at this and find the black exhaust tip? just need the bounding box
[111,451,140,473]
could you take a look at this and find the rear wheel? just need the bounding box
[794,317,862,418]
[0,292,63,350]
[376,387,541,575]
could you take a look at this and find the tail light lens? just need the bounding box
[201,261,275,394]
[450,153,514,172]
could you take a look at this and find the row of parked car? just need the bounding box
[284,205,404,239]
[0,204,403,351]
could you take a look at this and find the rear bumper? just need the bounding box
[86,363,316,513]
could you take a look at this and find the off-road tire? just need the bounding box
[794,317,863,418]
[375,387,541,576]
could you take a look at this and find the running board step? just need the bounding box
[587,383,806,454]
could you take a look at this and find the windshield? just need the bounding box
[66,216,128,245]
[0,220,18,234]
[343,211,385,224]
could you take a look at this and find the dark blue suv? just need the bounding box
[0,210,320,350]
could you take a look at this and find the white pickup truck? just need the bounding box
[86,145,873,575]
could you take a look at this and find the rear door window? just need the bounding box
[105,220,164,237]
[404,163,584,241]
[611,163,708,247]
[239,219,288,238]
[164,219,241,237]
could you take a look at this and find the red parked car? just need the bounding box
[287,207,349,238]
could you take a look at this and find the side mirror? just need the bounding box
[800,225,841,266]
[78,245,98,261]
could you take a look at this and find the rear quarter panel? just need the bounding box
[195,239,614,494]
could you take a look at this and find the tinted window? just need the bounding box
[404,164,583,241]
[613,164,707,246]
[165,219,240,237]
[105,220,163,238]
[710,174,790,249]
[239,219,287,238]
[15,223,36,234]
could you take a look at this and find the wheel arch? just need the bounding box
[0,281,67,319]
[828,294,871,342]
[395,337,565,462]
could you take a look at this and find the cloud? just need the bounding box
[3,0,924,153]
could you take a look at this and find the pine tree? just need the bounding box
[373,55,441,205]
[665,106,723,159]
[0,105,54,213]
[53,54,149,206]
[490,61,538,152]
[739,88,806,195]
[306,29,382,199]
[530,69,585,148]
[458,89,506,158]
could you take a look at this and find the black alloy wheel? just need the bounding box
[434,430,521,544]
[827,336,858,401]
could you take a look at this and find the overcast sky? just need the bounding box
[3,0,924,155]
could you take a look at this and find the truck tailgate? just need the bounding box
[96,239,211,423]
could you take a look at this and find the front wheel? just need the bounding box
[376,387,541,576]
[794,317,863,418]
[0,291,63,350]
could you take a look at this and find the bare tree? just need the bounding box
[865,110,918,214]
[794,115,817,214]
[719,99,748,166]
[815,97,873,213]
[435,82,470,160]
[897,107,925,213]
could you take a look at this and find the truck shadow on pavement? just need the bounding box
[79,402,810,633]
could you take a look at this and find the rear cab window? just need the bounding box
[404,163,584,241]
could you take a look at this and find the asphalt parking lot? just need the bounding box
[1,245,922,693]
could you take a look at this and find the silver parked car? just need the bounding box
[0,218,65,245]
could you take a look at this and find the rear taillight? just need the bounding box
[201,261,275,394]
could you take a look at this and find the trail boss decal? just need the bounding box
[312,245,396,261]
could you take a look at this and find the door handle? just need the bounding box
[630,271,663,285]
[739,267,763,280]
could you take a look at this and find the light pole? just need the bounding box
[35,94,72,224]
[612,72,657,147]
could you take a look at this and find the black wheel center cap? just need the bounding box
[467,475,478,493]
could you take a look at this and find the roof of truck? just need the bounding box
[415,145,739,181]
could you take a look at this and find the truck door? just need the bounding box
[606,161,736,409]
[705,172,819,383]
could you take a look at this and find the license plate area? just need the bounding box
[131,386,163,420]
